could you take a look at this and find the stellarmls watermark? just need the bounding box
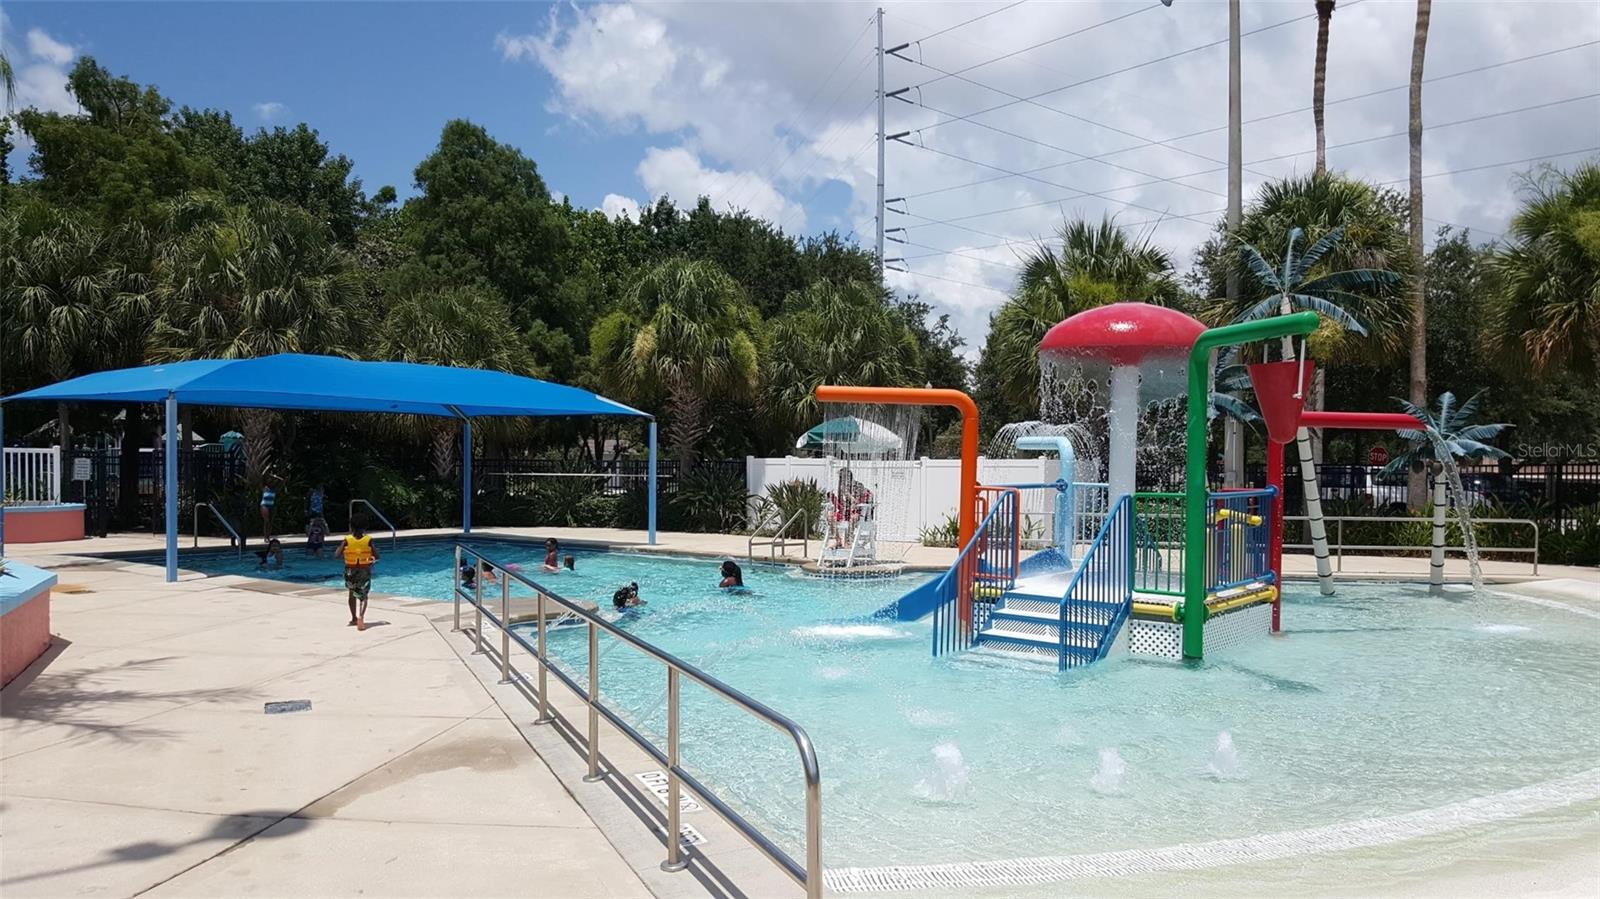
[1515,441,1600,461]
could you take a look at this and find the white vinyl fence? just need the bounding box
[746,455,1068,542]
[3,446,62,505]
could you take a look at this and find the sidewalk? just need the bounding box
[0,561,653,898]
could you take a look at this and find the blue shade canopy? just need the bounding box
[0,355,648,419]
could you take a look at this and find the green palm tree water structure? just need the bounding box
[1234,226,1402,595]
[1382,390,1511,592]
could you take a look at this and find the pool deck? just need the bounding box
[3,527,1596,898]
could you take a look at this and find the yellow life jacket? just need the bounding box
[344,534,375,566]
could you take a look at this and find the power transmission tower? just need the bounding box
[876,6,886,282]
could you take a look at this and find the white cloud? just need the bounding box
[253,101,288,122]
[602,193,642,220]
[496,0,1600,348]
[637,146,804,229]
[26,28,74,66]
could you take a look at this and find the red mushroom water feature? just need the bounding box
[1039,302,1207,502]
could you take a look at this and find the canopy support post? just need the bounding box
[0,403,7,556]
[462,418,473,534]
[647,419,658,545]
[165,392,179,583]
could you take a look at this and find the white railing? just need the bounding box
[3,447,61,505]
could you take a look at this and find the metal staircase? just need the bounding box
[932,493,1134,671]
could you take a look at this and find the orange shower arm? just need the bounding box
[814,385,981,549]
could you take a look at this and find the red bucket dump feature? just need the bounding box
[1248,360,1314,444]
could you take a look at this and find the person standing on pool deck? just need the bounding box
[259,480,277,540]
[340,516,379,630]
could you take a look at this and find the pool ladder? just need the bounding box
[193,502,244,557]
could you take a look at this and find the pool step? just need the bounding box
[973,584,1129,668]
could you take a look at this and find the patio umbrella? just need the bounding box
[795,416,904,454]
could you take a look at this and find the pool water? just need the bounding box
[194,541,1600,874]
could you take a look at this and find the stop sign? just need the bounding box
[1368,444,1390,466]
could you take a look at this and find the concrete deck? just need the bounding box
[0,559,679,899]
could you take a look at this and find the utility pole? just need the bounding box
[875,6,886,283]
[1222,0,1245,486]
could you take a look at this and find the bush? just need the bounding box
[672,466,750,533]
[750,478,827,538]
[920,513,961,548]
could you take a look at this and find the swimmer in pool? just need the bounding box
[719,560,744,589]
[255,538,284,571]
[612,582,645,611]
[564,554,575,571]
[543,538,560,572]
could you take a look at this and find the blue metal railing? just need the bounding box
[1207,487,1277,591]
[1056,495,1133,670]
[930,489,1019,658]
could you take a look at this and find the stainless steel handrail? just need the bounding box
[193,502,243,557]
[452,543,822,898]
[1284,514,1540,575]
[348,498,397,547]
[748,507,810,561]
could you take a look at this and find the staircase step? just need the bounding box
[978,627,1103,651]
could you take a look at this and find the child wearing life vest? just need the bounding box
[341,516,380,630]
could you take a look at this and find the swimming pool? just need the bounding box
[190,542,1600,885]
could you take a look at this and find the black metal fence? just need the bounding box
[1247,461,1600,514]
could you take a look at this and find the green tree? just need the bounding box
[765,280,923,430]
[1489,161,1600,376]
[590,258,760,465]
[15,58,217,224]
[981,216,1181,415]
[404,120,572,332]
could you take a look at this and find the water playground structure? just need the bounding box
[818,303,1442,668]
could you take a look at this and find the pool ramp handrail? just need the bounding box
[192,502,244,557]
[748,506,811,561]
[347,498,397,548]
[930,488,1020,656]
[452,543,824,899]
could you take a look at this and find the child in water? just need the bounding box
[719,560,744,589]
[543,538,561,572]
[256,538,284,571]
[564,554,576,571]
[612,582,645,611]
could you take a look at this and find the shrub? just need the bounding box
[672,467,750,533]
[920,513,961,548]
[750,478,827,538]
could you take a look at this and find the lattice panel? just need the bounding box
[1129,620,1182,660]
[1202,603,1271,655]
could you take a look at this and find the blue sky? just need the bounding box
[6,2,1598,348]
[4,2,707,215]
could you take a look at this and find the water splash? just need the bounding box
[1427,435,1485,592]
[1208,730,1242,779]
[913,742,970,801]
[1089,748,1127,795]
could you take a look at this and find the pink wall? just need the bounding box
[1,590,52,686]
[2,505,85,543]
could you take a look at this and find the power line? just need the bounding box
[900,240,1026,271]
[885,265,1011,295]
[903,0,1031,45]
[1376,146,1600,185]
[902,140,1219,224]
[907,2,1163,90]
[897,94,1597,226]
[902,3,1347,141]
[899,37,1600,202]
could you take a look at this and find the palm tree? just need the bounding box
[376,285,539,478]
[1231,225,1402,570]
[1313,0,1336,175]
[1489,161,1600,376]
[1381,390,1511,475]
[765,280,921,431]
[987,216,1181,413]
[591,257,760,466]
[1407,0,1433,508]
[151,193,362,490]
